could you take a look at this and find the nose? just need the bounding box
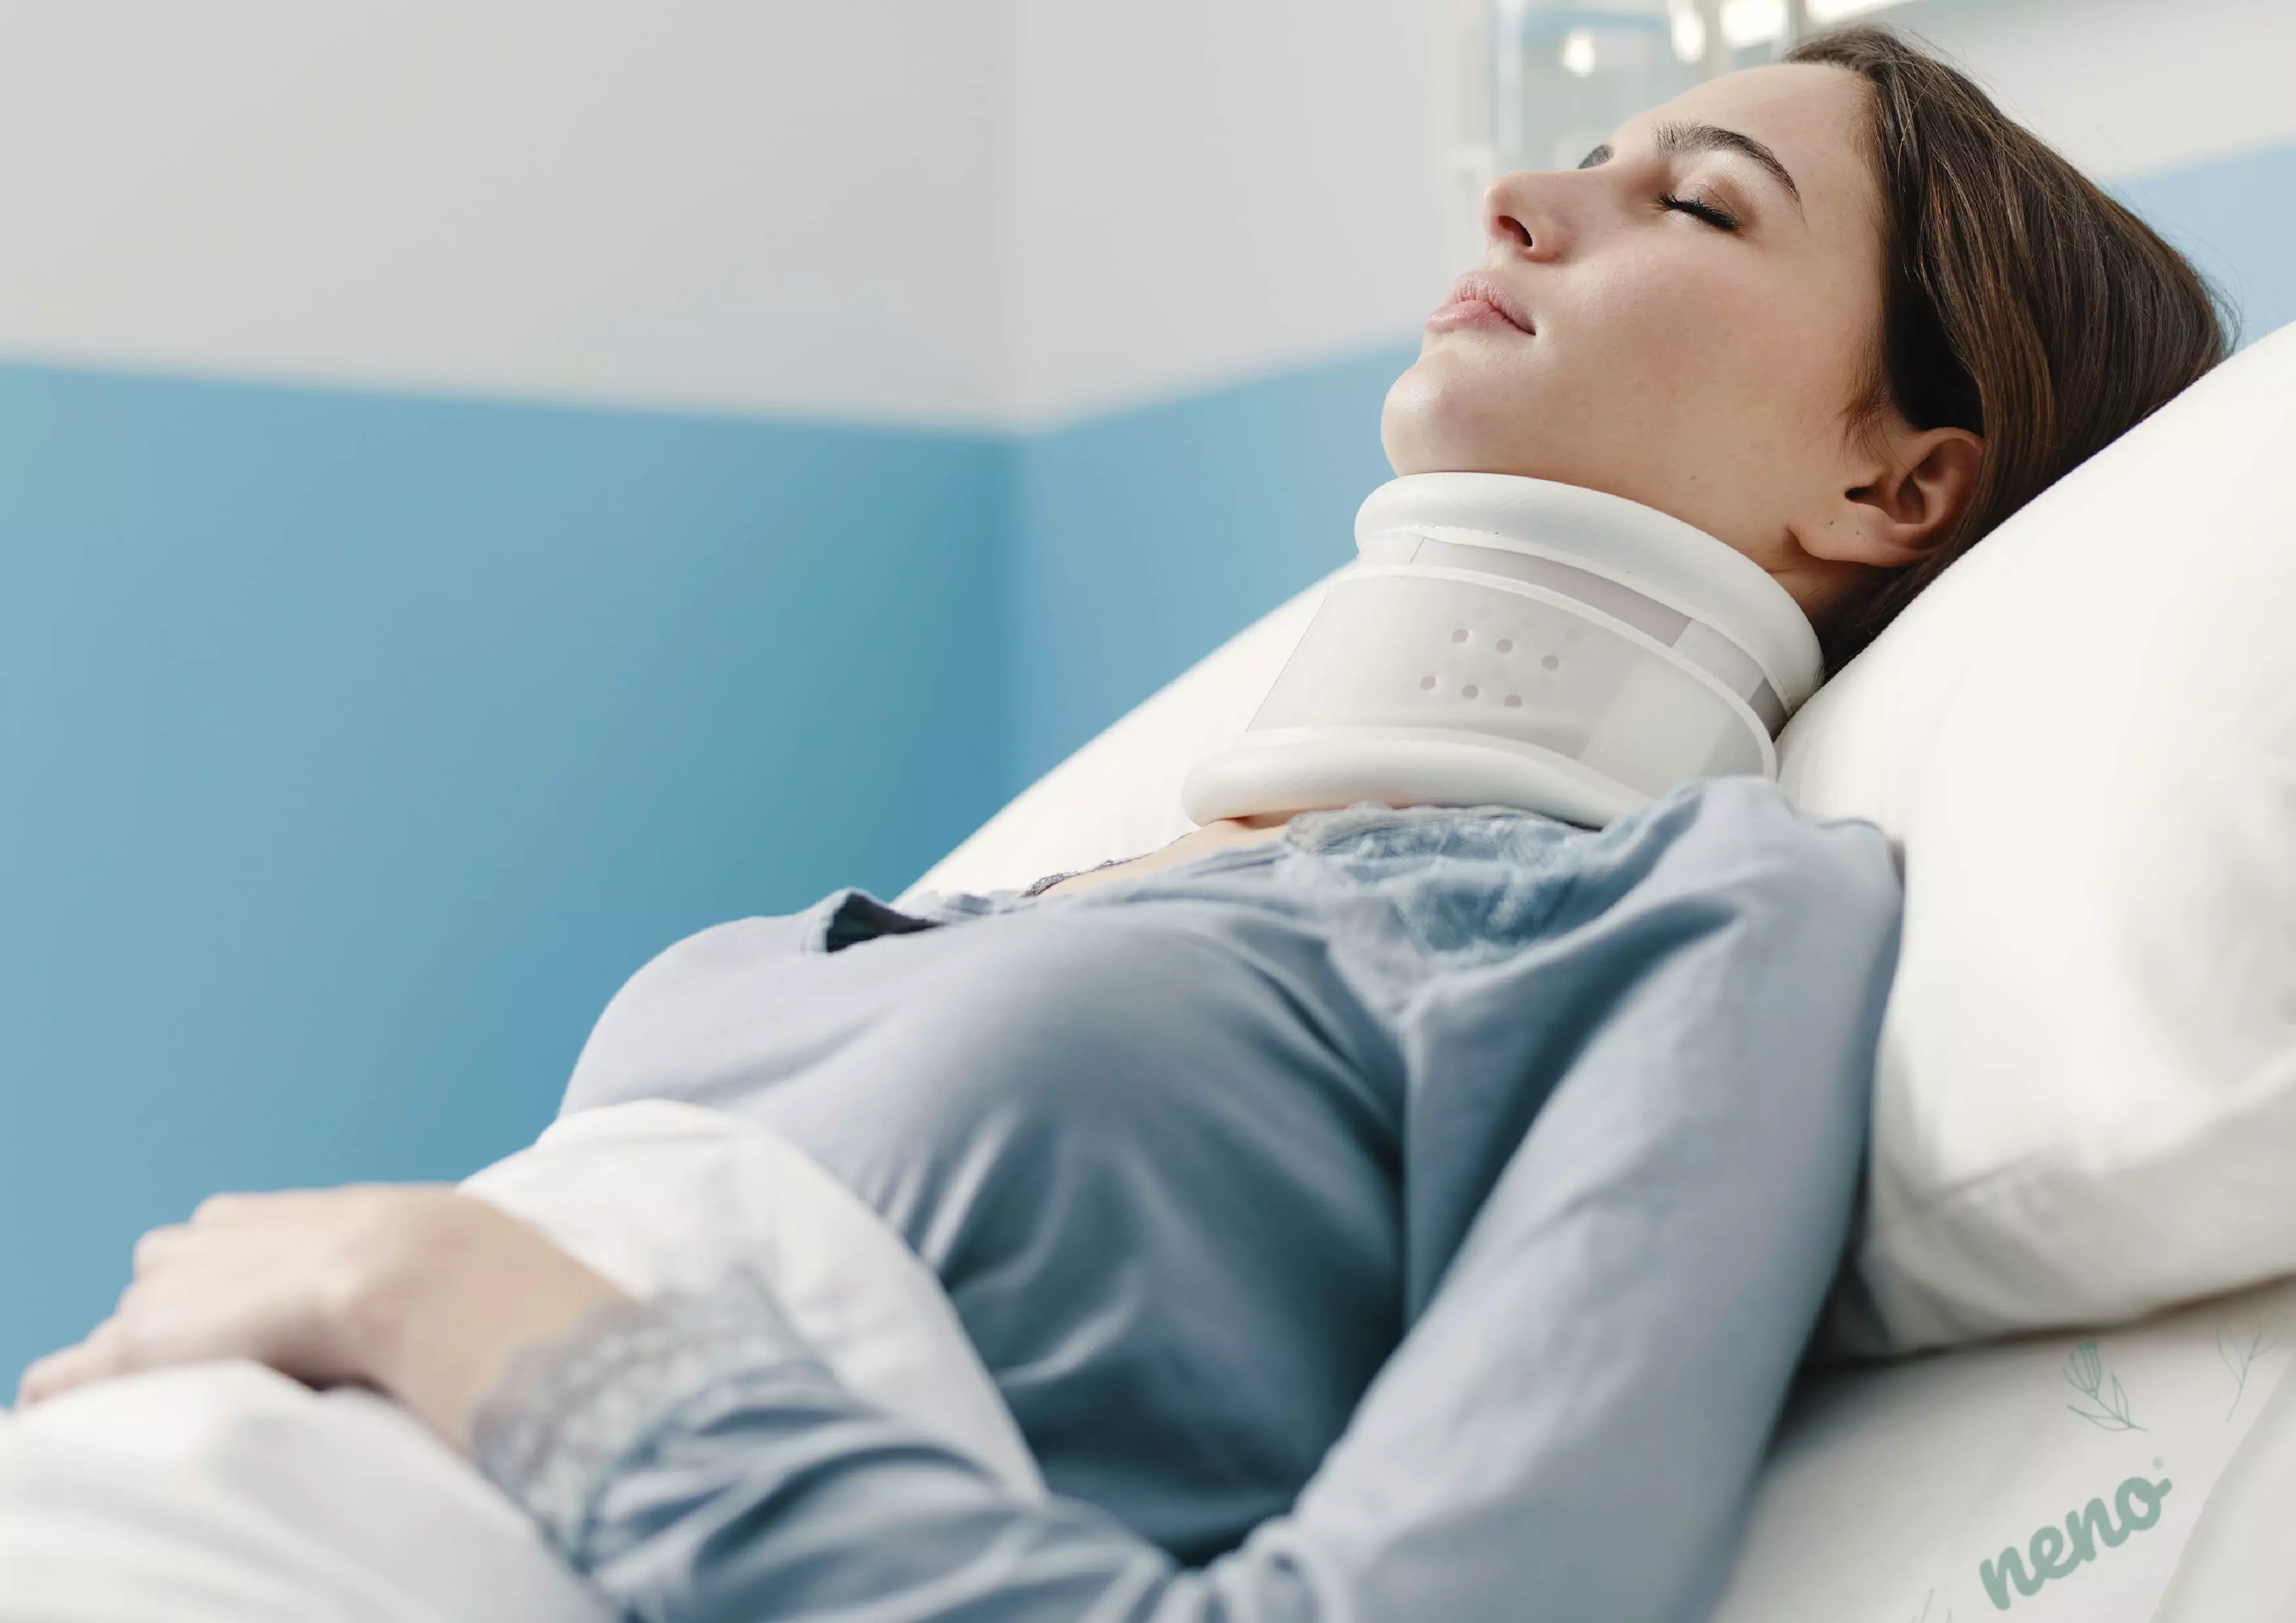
[1481,169,1569,262]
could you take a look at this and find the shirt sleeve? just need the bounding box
[471,1276,1317,1620]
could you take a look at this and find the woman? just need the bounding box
[20,27,2227,1622]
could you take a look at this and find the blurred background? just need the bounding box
[0,0,2287,1383]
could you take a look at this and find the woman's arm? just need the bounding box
[469,1279,1238,1617]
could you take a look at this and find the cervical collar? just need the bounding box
[1181,473,1823,829]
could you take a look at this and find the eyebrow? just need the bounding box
[1580,121,1804,213]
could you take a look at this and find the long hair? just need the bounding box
[1785,26,2230,669]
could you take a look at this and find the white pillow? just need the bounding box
[902,321,2296,1355]
[1780,319,2296,1352]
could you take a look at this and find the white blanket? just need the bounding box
[0,1101,1039,1621]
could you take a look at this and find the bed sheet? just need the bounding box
[1712,1277,2296,1620]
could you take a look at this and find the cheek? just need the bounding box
[1588,262,1764,385]
[1575,251,1859,439]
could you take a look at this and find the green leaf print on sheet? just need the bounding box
[2215,1302,2288,1421]
[2064,1341,2144,1433]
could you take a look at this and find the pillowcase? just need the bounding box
[1780,319,2296,1352]
[902,320,2296,1355]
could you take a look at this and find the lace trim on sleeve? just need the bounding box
[469,1272,817,1560]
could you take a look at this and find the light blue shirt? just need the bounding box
[482,779,1901,1621]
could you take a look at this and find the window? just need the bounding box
[1444,0,1920,256]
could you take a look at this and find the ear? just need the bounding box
[1799,425,1984,570]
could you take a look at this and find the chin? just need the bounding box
[1381,352,1544,478]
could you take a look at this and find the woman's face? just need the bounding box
[1383,63,1976,626]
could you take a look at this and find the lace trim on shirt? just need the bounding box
[1020,855,1137,897]
[469,1272,814,1560]
[903,854,1144,913]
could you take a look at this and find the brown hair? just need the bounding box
[1784,25,2230,669]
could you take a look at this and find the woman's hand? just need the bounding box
[16,1186,628,1450]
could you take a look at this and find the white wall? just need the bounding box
[1912,0,2296,183]
[999,0,1456,424]
[0,2,1009,426]
[0,0,1463,431]
[0,0,2286,430]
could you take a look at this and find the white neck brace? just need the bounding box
[1181,473,1823,829]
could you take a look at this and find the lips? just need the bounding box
[1428,274,1535,336]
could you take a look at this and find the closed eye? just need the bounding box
[1660,192,1741,230]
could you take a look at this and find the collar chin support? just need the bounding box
[1181,473,1824,829]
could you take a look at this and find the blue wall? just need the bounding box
[2121,142,2296,346]
[1013,346,1411,779]
[0,366,1011,1382]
